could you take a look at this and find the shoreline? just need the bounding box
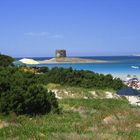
[38,57,109,64]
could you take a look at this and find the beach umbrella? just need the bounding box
[19,58,39,65]
[117,88,140,96]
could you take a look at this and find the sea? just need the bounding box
[16,56,140,80]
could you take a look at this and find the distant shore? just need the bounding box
[38,57,109,64]
[131,54,140,56]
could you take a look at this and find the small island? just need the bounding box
[39,50,109,64]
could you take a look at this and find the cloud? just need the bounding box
[24,32,49,36]
[24,32,64,39]
[50,34,64,39]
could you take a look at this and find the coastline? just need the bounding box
[38,57,109,64]
[16,56,140,81]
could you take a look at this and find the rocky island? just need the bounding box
[39,50,109,64]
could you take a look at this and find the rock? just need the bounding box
[55,93,62,99]
[0,120,9,129]
[105,92,114,99]
[40,133,45,137]
[29,118,32,120]
[136,123,140,128]
[64,91,69,95]
[90,91,97,97]
[103,115,118,125]
[84,96,88,99]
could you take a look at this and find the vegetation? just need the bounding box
[0,67,59,115]
[36,67,125,90]
[46,83,116,99]
[19,66,38,73]
[0,54,14,67]
[19,66,124,90]
[37,66,49,73]
[0,53,124,115]
[0,53,125,115]
[0,98,139,139]
[0,54,138,140]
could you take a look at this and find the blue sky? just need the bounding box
[0,0,140,57]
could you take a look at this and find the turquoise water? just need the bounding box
[17,56,140,79]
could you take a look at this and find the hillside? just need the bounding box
[0,85,140,140]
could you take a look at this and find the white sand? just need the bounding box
[125,96,140,106]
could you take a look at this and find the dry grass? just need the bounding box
[0,86,139,139]
[46,84,116,99]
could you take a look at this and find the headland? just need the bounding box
[39,50,109,64]
[39,57,108,64]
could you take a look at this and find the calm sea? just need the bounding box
[16,56,140,80]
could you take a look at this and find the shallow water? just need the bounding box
[16,56,140,80]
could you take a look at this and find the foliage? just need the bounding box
[0,54,14,67]
[36,67,125,90]
[0,54,125,115]
[0,67,59,115]
[37,66,49,73]
[0,98,139,139]
[19,67,37,73]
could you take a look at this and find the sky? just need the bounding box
[0,0,140,57]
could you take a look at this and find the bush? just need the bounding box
[0,54,14,67]
[37,67,125,90]
[0,67,59,115]
[37,67,49,73]
[24,84,59,115]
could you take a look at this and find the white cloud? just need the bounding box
[24,32,49,36]
[24,32,64,39]
[50,34,64,39]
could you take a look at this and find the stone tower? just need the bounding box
[55,50,67,58]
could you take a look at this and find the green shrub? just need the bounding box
[37,67,125,90]
[37,67,49,73]
[0,54,14,67]
[0,67,59,115]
